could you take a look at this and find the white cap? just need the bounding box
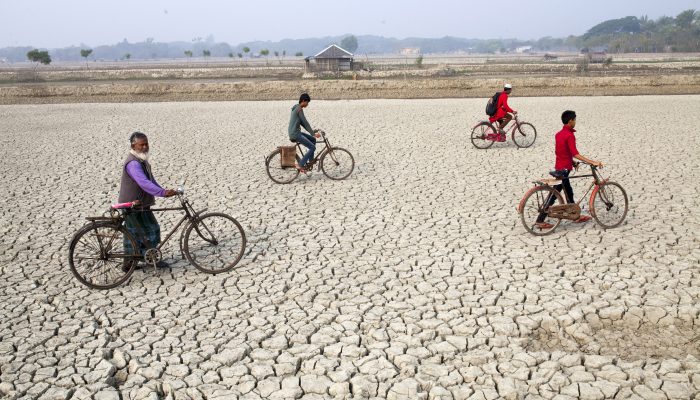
[504,83,512,89]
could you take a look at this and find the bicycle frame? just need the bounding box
[495,115,521,134]
[118,194,207,258]
[294,131,332,168]
[536,164,606,207]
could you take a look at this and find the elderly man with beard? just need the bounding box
[118,132,177,269]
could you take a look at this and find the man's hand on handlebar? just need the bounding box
[164,189,179,197]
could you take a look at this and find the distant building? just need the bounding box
[400,47,421,56]
[305,45,354,72]
[515,46,533,53]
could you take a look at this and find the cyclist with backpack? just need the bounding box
[486,83,517,142]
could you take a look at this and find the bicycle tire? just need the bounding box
[320,147,355,180]
[68,221,138,289]
[184,212,246,274]
[519,185,564,236]
[265,148,299,184]
[589,181,628,229]
[513,122,537,148]
[470,122,496,149]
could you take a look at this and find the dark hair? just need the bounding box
[299,93,311,103]
[129,131,147,144]
[561,110,577,124]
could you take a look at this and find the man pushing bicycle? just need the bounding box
[118,132,178,269]
[536,110,603,230]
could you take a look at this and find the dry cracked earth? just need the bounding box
[1,96,699,399]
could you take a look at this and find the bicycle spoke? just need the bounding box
[185,213,245,274]
[70,223,135,289]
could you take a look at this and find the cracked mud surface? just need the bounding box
[1,96,699,399]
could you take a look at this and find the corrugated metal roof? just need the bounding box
[313,45,353,59]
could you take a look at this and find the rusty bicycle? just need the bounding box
[517,161,628,235]
[68,185,246,289]
[265,129,354,184]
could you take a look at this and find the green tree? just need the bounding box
[676,9,697,29]
[340,35,358,53]
[203,49,211,58]
[80,48,93,69]
[295,52,303,57]
[26,49,51,80]
[260,48,270,64]
[228,52,234,58]
[237,53,243,58]
[124,53,131,61]
[184,50,193,62]
[243,47,250,57]
[415,55,423,68]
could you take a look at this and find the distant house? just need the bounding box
[305,44,354,72]
[515,46,533,54]
[401,47,421,56]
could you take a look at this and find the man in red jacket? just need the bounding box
[489,83,517,142]
[536,110,603,230]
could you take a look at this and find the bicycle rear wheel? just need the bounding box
[513,122,537,148]
[265,148,299,184]
[590,181,628,229]
[184,212,246,274]
[519,185,564,236]
[320,147,355,180]
[68,222,138,289]
[471,122,496,149]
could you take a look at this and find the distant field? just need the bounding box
[1,52,699,103]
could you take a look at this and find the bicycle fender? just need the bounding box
[517,186,540,214]
[472,121,492,130]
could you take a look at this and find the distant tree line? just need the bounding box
[534,10,700,53]
[3,10,698,64]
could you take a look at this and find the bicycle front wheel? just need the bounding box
[470,122,496,149]
[590,181,628,229]
[68,222,138,289]
[519,185,564,236]
[513,122,537,148]
[265,148,299,184]
[321,147,355,180]
[184,213,246,274]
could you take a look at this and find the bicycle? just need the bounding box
[517,161,628,236]
[470,114,537,149]
[68,185,246,289]
[265,129,355,184]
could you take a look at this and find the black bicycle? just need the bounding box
[68,186,246,289]
[265,129,354,184]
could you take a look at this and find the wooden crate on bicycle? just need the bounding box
[548,204,581,220]
[278,146,296,167]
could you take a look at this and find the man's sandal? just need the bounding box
[574,215,592,223]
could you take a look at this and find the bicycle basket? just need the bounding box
[279,146,296,168]
[548,204,581,220]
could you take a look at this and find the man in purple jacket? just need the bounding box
[118,132,177,268]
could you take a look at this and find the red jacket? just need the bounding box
[489,91,514,122]
[554,125,579,171]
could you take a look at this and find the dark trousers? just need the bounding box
[536,170,574,223]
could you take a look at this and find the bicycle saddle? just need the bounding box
[548,170,568,179]
[290,138,297,143]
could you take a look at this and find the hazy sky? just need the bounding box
[1,0,698,48]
